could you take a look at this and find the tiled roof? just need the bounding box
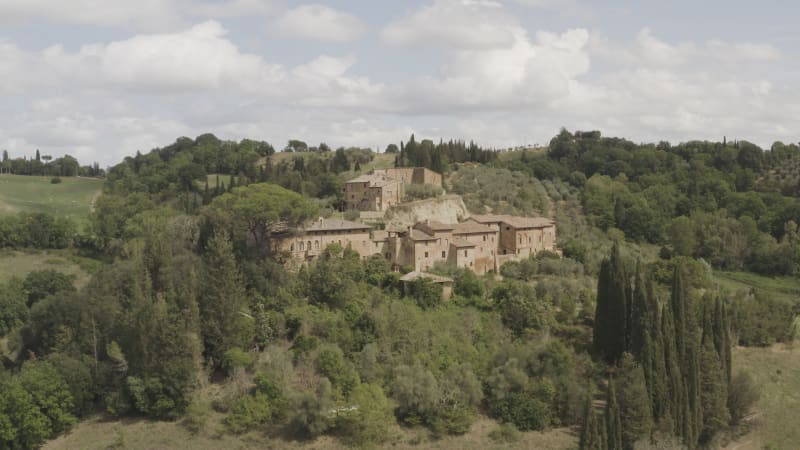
[409,229,438,241]
[451,238,476,248]
[399,271,453,283]
[305,218,372,232]
[469,214,554,229]
[346,174,399,188]
[452,222,495,235]
[418,221,455,231]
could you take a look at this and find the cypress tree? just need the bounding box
[605,381,623,450]
[629,262,650,359]
[593,258,613,361]
[670,265,688,362]
[661,308,683,437]
[618,353,653,450]
[699,338,730,444]
[579,394,604,450]
[593,243,628,364]
[198,232,253,365]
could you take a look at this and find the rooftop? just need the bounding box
[409,229,438,241]
[451,238,476,248]
[305,218,372,232]
[452,222,496,234]
[469,214,554,229]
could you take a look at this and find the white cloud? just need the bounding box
[0,0,188,31]
[382,0,517,49]
[275,4,366,42]
[0,0,277,30]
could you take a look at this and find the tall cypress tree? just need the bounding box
[661,307,683,437]
[199,232,253,365]
[670,265,688,362]
[617,354,653,450]
[605,381,623,450]
[593,243,628,364]
[699,338,730,444]
[580,394,604,450]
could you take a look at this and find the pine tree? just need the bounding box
[605,381,623,450]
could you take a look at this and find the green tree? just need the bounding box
[0,378,51,450]
[17,361,76,434]
[616,354,652,450]
[593,243,628,363]
[335,383,395,446]
[199,232,253,364]
[579,393,604,450]
[205,183,318,248]
[605,381,622,450]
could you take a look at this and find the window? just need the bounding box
[315,241,319,250]
[307,241,311,251]
[464,250,468,257]
[290,243,294,251]
[424,251,429,258]
[299,241,304,251]
[441,251,446,258]
[483,235,486,241]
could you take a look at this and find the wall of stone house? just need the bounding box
[412,167,442,186]
[498,224,517,255]
[410,239,451,271]
[451,245,475,271]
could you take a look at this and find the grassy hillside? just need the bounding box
[0,175,102,228]
[727,344,800,450]
[714,271,800,305]
[0,249,94,287]
[43,415,576,450]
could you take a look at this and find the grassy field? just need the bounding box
[44,415,576,450]
[0,175,102,229]
[714,271,800,304]
[0,249,93,287]
[724,344,800,450]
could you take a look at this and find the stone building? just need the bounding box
[344,173,404,212]
[271,217,375,264]
[271,214,557,275]
[370,167,442,187]
[467,214,558,261]
[344,167,442,212]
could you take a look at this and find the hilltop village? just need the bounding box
[271,167,558,275]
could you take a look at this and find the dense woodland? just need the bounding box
[0,130,796,449]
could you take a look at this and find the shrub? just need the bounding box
[224,392,272,433]
[221,347,255,375]
[488,423,521,443]
[404,184,444,200]
[727,371,760,425]
[50,177,62,184]
[183,401,210,434]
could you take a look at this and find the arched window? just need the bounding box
[299,241,304,251]
[307,241,312,251]
[315,240,320,249]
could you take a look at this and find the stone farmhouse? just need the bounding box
[271,214,558,275]
[344,167,442,212]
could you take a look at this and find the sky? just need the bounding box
[1,0,799,166]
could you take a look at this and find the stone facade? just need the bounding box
[467,214,558,258]
[271,214,557,275]
[344,167,442,212]
[371,167,442,187]
[344,173,404,212]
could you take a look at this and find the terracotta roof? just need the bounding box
[305,218,372,232]
[399,271,453,283]
[346,174,399,188]
[469,214,554,229]
[451,238,476,248]
[452,222,496,235]
[409,229,437,241]
[417,221,455,231]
